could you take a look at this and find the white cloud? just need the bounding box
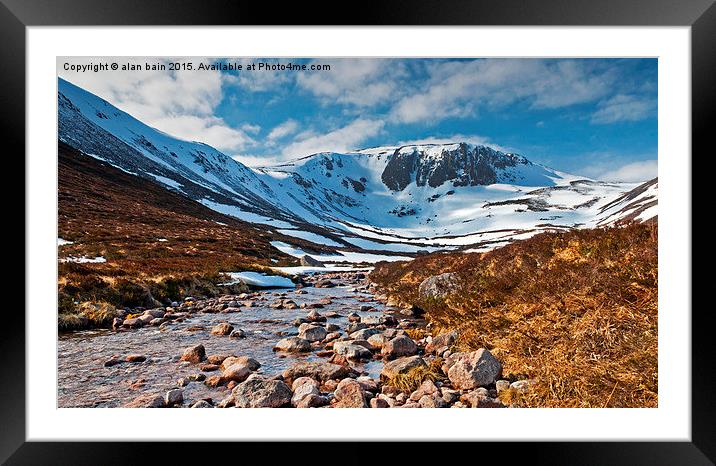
[231,154,284,168]
[58,57,255,152]
[151,115,254,152]
[225,58,293,92]
[591,94,656,124]
[267,119,299,142]
[595,160,658,182]
[241,123,261,134]
[282,119,385,158]
[297,58,408,107]
[392,59,614,124]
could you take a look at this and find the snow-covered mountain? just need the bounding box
[57,78,658,263]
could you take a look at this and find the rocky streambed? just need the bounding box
[58,271,529,408]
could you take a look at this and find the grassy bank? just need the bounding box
[58,142,290,330]
[370,223,658,408]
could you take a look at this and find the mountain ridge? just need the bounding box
[57,78,658,263]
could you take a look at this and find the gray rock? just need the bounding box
[180,344,206,363]
[511,380,530,393]
[419,394,447,408]
[165,389,184,406]
[350,328,381,340]
[325,323,340,332]
[367,333,389,349]
[306,310,326,322]
[418,272,460,299]
[346,322,368,333]
[381,356,427,380]
[283,361,355,382]
[220,356,260,371]
[334,378,367,408]
[300,255,325,267]
[425,330,458,354]
[333,341,372,360]
[447,349,502,390]
[191,400,213,408]
[381,335,418,359]
[291,377,326,408]
[222,363,252,383]
[299,324,328,342]
[230,329,246,338]
[409,380,439,401]
[495,380,511,394]
[232,377,292,408]
[273,336,311,353]
[210,322,234,335]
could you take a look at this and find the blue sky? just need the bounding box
[58,57,657,181]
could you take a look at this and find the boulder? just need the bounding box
[122,317,143,329]
[418,394,447,408]
[367,333,389,349]
[314,279,336,288]
[232,377,292,408]
[221,356,261,371]
[495,380,511,394]
[461,388,504,408]
[370,397,390,408]
[164,389,184,407]
[300,255,324,267]
[299,324,328,342]
[425,330,458,354]
[230,329,246,338]
[291,377,325,408]
[447,349,502,390]
[180,344,206,363]
[511,380,530,393]
[333,378,367,408]
[306,310,326,322]
[333,341,372,360]
[409,379,439,401]
[222,363,252,382]
[381,335,418,359]
[191,400,213,408]
[283,361,355,382]
[346,322,368,333]
[350,328,381,340]
[210,322,234,336]
[273,336,311,353]
[418,272,460,299]
[124,393,165,408]
[381,356,427,380]
[125,354,146,363]
[144,308,165,319]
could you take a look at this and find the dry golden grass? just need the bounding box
[385,358,446,392]
[371,223,658,408]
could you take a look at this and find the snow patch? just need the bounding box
[223,271,295,288]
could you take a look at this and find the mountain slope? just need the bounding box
[58,79,658,262]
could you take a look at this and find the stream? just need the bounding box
[57,273,418,408]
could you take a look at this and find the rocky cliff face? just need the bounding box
[381,143,530,191]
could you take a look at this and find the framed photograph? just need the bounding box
[6,0,712,462]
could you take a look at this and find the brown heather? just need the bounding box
[370,223,658,408]
[57,142,296,327]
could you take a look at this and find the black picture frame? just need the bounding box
[3,0,712,463]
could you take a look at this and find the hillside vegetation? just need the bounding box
[370,223,658,408]
[58,142,291,329]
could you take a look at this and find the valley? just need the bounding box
[56,78,658,408]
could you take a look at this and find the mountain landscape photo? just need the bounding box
[57,57,658,409]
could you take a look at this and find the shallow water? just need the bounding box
[57,283,399,408]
